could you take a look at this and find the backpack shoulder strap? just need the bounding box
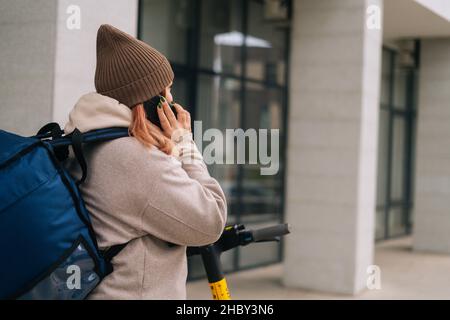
[68,127,130,185]
[49,127,130,148]
[75,127,130,144]
[71,129,87,186]
[34,124,130,185]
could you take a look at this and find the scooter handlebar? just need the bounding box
[186,223,290,256]
[250,223,290,242]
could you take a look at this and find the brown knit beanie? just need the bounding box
[95,24,174,108]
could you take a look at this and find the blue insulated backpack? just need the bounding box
[0,123,129,300]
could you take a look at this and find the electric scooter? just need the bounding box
[187,223,290,300]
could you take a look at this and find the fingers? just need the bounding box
[162,101,178,127]
[173,103,191,131]
[172,103,184,114]
[157,100,192,138]
[186,111,191,131]
[148,121,164,134]
[157,103,171,135]
[177,111,187,126]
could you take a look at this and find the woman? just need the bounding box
[64,24,227,299]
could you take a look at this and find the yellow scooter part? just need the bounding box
[209,278,231,300]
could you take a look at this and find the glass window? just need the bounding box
[171,76,191,111]
[241,166,282,221]
[247,0,287,85]
[244,82,283,130]
[239,82,283,222]
[197,75,241,130]
[376,47,417,241]
[375,209,385,240]
[391,116,405,200]
[199,0,243,75]
[382,49,391,77]
[197,75,241,219]
[393,65,407,109]
[140,0,194,65]
[380,50,391,106]
[376,109,389,206]
[239,242,279,267]
[389,207,407,237]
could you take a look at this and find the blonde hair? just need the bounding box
[129,104,173,155]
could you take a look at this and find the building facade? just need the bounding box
[1,0,449,295]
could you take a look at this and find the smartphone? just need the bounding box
[143,95,177,130]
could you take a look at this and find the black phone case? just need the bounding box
[143,95,177,129]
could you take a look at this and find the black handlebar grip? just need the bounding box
[251,224,290,242]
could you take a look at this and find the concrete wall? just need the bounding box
[0,0,58,136]
[384,0,450,39]
[283,0,382,294]
[415,0,450,21]
[0,0,138,135]
[413,39,450,253]
[52,0,138,126]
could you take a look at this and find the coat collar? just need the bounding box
[64,92,132,134]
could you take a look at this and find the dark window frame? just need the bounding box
[376,43,419,241]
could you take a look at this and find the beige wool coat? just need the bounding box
[64,93,227,299]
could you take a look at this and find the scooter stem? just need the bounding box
[200,245,231,300]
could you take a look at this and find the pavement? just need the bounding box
[186,236,450,299]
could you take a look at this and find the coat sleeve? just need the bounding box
[137,138,228,246]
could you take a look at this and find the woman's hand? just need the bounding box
[157,99,192,141]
